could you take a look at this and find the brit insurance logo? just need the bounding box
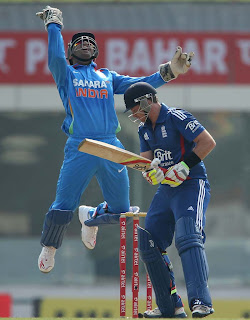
[154,148,174,167]
[185,120,201,133]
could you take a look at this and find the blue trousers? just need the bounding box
[145,179,210,251]
[145,179,212,309]
[49,136,130,213]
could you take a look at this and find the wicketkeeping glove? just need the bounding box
[36,5,64,30]
[161,161,190,187]
[159,46,194,82]
[142,158,165,185]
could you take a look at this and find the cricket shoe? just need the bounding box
[79,205,98,250]
[38,246,56,273]
[192,300,214,318]
[144,307,187,318]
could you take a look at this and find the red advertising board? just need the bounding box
[0,294,12,317]
[0,31,249,84]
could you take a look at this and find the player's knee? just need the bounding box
[40,209,73,249]
[138,226,157,262]
[98,201,129,215]
[175,216,204,255]
[145,221,174,251]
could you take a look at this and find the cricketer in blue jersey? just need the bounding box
[36,6,195,274]
[124,82,216,318]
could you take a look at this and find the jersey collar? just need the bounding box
[156,103,169,123]
[72,61,97,69]
[143,103,169,127]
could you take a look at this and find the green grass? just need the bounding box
[27,298,250,319]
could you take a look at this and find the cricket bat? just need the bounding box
[78,138,156,172]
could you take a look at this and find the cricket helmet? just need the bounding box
[124,82,157,113]
[67,32,99,65]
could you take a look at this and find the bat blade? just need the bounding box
[78,138,151,172]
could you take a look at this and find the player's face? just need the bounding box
[129,105,147,123]
[72,37,95,63]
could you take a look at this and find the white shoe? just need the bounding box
[192,300,214,318]
[144,308,162,318]
[38,246,56,273]
[79,205,98,250]
[144,307,187,318]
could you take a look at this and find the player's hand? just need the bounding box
[36,6,64,30]
[142,158,165,185]
[159,46,194,82]
[169,46,194,77]
[161,161,190,187]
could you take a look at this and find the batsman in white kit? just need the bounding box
[35,6,194,275]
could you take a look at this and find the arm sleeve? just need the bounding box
[170,109,205,142]
[47,23,68,88]
[111,71,166,94]
[138,127,151,153]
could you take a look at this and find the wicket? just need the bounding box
[119,212,152,318]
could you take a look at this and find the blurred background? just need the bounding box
[0,0,250,318]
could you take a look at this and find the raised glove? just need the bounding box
[142,158,165,185]
[159,46,194,81]
[161,161,190,187]
[36,6,64,30]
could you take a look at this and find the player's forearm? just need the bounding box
[140,150,154,161]
[140,72,166,89]
[113,71,165,94]
[192,130,216,160]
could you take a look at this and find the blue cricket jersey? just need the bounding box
[47,24,166,139]
[138,103,207,179]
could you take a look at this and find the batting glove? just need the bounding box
[159,46,194,82]
[161,161,190,187]
[142,158,165,185]
[36,6,64,30]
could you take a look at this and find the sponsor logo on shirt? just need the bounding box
[154,148,174,167]
[73,79,107,88]
[73,79,108,99]
[185,120,201,133]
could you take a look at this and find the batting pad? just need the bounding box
[40,209,73,249]
[175,217,212,308]
[138,226,175,317]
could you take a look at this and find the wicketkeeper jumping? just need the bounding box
[35,6,194,276]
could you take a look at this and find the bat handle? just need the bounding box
[160,166,169,174]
